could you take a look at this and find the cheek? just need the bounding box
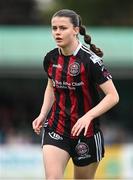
[52,31,56,38]
[64,31,75,41]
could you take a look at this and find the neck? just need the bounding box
[60,40,79,56]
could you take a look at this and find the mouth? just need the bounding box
[55,37,62,42]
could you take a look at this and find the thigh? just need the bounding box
[42,128,71,179]
[74,162,99,179]
[43,145,70,179]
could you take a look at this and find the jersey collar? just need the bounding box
[58,41,82,56]
[73,41,82,56]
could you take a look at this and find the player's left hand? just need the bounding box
[71,115,93,136]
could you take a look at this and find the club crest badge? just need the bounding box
[75,140,89,156]
[68,62,80,76]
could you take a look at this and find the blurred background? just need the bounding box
[0,0,133,179]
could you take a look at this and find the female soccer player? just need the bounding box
[32,9,119,179]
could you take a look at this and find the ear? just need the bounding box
[73,26,79,36]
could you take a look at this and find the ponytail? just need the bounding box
[78,16,103,57]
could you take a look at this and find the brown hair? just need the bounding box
[52,9,103,57]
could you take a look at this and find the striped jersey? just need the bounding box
[43,42,112,138]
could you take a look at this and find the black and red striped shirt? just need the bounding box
[43,43,112,138]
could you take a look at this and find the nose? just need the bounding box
[55,28,61,35]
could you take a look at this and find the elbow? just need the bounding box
[113,92,120,106]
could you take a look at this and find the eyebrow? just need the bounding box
[52,25,68,28]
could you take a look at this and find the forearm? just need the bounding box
[87,80,119,120]
[86,93,119,120]
[39,81,54,119]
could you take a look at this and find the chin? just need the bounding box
[56,42,66,48]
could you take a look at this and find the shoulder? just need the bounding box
[80,44,102,64]
[44,47,59,60]
[80,44,92,57]
[43,48,59,72]
[44,48,59,65]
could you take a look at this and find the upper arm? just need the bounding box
[43,54,48,72]
[44,78,54,100]
[43,53,52,79]
[90,56,112,85]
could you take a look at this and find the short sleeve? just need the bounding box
[43,52,53,79]
[43,53,50,73]
[90,55,112,85]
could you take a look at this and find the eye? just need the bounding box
[52,26,68,31]
[52,26,57,31]
[60,26,67,30]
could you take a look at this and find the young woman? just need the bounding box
[32,9,119,180]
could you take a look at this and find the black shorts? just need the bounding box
[42,128,104,167]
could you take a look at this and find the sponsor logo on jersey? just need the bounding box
[48,131,63,140]
[52,80,84,90]
[52,64,62,68]
[68,62,80,76]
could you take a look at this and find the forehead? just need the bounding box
[51,16,72,26]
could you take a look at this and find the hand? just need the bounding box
[71,115,92,136]
[32,114,45,135]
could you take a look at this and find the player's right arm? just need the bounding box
[32,78,54,135]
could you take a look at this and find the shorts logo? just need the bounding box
[48,131,63,140]
[68,62,80,76]
[75,140,89,156]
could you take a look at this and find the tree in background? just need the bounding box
[0,0,132,26]
[0,0,41,25]
[55,0,133,26]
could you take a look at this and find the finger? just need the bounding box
[84,125,88,136]
[33,122,42,130]
[71,126,75,135]
[35,131,40,135]
[32,120,38,129]
[34,125,42,134]
[38,125,42,129]
[72,124,83,136]
[71,123,80,136]
[75,125,84,136]
[35,125,42,132]
[34,129,41,135]
[32,121,36,129]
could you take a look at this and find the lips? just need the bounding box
[55,37,62,41]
